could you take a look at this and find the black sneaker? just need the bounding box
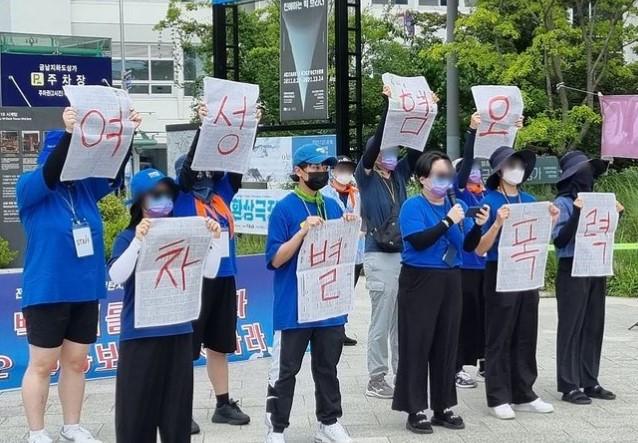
[191,418,200,435]
[212,399,251,425]
[431,409,465,430]
[561,389,592,405]
[344,335,358,346]
[584,385,616,400]
[406,410,433,434]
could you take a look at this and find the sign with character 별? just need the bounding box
[296,219,361,323]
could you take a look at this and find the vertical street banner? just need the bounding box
[60,86,135,181]
[497,202,552,292]
[135,217,212,328]
[380,73,438,152]
[572,192,619,277]
[599,94,638,160]
[280,0,328,121]
[192,77,260,173]
[471,85,524,159]
[296,219,361,323]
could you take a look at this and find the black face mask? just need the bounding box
[304,171,330,191]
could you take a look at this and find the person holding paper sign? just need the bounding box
[474,146,559,420]
[16,107,141,443]
[356,85,438,399]
[393,151,489,434]
[108,168,221,442]
[264,144,358,443]
[173,103,260,432]
[552,151,621,405]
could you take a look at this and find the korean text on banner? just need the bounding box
[599,94,638,160]
[572,192,619,277]
[60,86,134,181]
[134,217,212,328]
[471,85,524,159]
[296,219,361,323]
[380,73,437,152]
[497,202,552,292]
[231,189,290,235]
[192,77,260,174]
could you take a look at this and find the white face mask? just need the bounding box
[502,167,525,186]
[334,173,354,186]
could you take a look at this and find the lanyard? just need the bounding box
[60,186,80,223]
[498,186,522,204]
[295,194,327,220]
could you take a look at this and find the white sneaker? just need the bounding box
[265,430,286,443]
[512,398,554,414]
[489,403,516,420]
[27,431,53,443]
[315,422,352,443]
[59,426,102,443]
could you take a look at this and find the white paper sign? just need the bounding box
[471,85,524,159]
[380,73,438,152]
[202,231,230,279]
[61,85,135,181]
[192,77,260,173]
[134,217,212,328]
[296,219,361,323]
[497,202,552,292]
[572,193,619,277]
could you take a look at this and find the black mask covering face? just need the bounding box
[557,165,594,199]
[304,171,330,191]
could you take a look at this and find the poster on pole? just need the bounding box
[380,73,438,152]
[192,77,259,174]
[296,219,361,323]
[497,202,552,292]
[134,217,212,328]
[280,0,328,121]
[60,86,134,181]
[599,94,638,160]
[471,85,524,159]
[572,192,619,277]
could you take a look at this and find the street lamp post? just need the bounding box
[446,0,460,159]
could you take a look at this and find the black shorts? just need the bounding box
[23,301,99,349]
[192,276,238,359]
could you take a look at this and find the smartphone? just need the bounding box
[465,206,483,218]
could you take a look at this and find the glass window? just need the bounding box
[151,84,172,94]
[151,60,174,81]
[184,82,199,97]
[184,48,206,82]
[128,84,149,94]
[419,0,441,5]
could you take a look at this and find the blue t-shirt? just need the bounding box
[265,193,346,331]
[552,195,576,258]
[17,169,113,308]
[454,181,486,270]
[480,189,536,262]
[355,158,411,253]
[399,195,470,269]
[108,228,192,341]
[173,175,237,277]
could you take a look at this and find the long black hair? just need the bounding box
[127,201,144,229]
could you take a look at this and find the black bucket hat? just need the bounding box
[486,146,537,190]
[557,150,608,184]
[335,155,357,169]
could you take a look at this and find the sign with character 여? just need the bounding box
[497,202,553,292]
[380,73,437,152]
[471,85,524,159]
[572,193,619,277]
[134,216,212,328]
[192,77,260,174]
[296,219,361,323]
[60,85,135,181]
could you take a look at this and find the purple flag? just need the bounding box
[600,94,638,159]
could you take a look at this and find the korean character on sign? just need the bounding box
[510,218,541,279]
[14,312,27,336]
[94,342,119,371]
[62,74,72,86]
[242,199,255,222]
[0,356,14,380]
[76,74,86,85]
[61,65,67,72]
[105,302,123,335]
[231,198,243,220]
[236,288,247,319]
[39,64,45,72]
[234,332,243,356]
[242,323,267,352]
[254,199,267,222]
[309,238,343,267]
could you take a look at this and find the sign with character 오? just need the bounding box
[471,85,524,159]
[296,219,361,323]
[192,77,260,174]
[60,85,135,181]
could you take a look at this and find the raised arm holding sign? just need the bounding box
[192,77,260,173]
[60,85,135,181]
[471,85,524,159]
[380,73,438,152]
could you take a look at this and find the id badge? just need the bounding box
[442,244,457,267]
[72,222,94,258]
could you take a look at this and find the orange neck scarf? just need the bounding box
[331,180,358,208]
[194,195,235,238]
[467,182,485,196]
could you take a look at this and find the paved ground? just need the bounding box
[1,283,638,443]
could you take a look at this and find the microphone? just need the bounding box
[447,188,464,230]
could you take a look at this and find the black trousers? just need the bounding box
[392,266,461,413]
[457,268,486,371]
[266,326,345,432]
[484,262,539,407]
[556,258,606,393]
[116,334,193,443]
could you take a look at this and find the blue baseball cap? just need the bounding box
[37,129,66,165]
[293,143,337,167]
[128,168,177,204]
